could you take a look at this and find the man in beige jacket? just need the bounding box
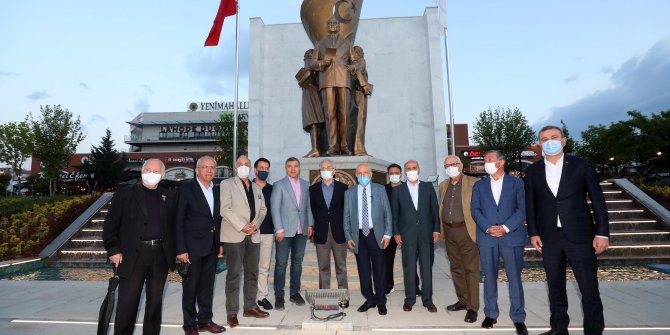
[220,155,269,328]
[438,155,480,323]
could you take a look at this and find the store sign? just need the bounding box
[462,150,484,158]
[38,171,87,181]
[166,157,195,164]
[189,101,249,112]
[160,125,220,133]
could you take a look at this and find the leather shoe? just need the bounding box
[357,302,376,312]
[184,327,198,335]
[243,307,269,318]
[446,301,467,311]
[198,322,225,333]
[402,303,413,311]
[378,304,387,315]
[425,304,438,313]
[464,309,478,323]
[514,322,528,335]
[416,288,422,296]
[226,315,239,328]
[289,293,306,306]
[257,298,273,310]
[481,317,497,329]
[275,296,285,310]
[539,330,569,335]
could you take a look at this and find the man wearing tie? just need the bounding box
[391,160,440,313]
[471,150,528,335]
[343,163,392,315]
[525,125,609,335]
[271,157,314,310]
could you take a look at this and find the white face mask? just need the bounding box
[445,166,460,178]
[320,170,334,180]
[484,162,499,175]
[389,174,401,184]
[141,172,162,186]
[406,170,419,182]
[237,165,250,179]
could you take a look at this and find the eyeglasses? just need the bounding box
[197,166,216,170]
[444,163,460,168]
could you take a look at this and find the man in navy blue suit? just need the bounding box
[175,156,225,334]
[525,125,609,335]
[471,150,528,335]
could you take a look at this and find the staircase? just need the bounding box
[524,181,670,265]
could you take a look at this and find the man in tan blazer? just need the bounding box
[438,155,480,323]
[220,155,269,328]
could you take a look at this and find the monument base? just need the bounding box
[300,156,392,186]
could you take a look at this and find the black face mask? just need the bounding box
[256,171,269,181]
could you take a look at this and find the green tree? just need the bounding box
[30,105,85,196]
[90,129,126,191]
[216,113,248,168]
[0,120,34,192]
[560,120,576,155]
[471,106,535,170]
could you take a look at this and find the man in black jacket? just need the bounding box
[175,156,225,334]
[103,158,176,335]
[253,157,275,310]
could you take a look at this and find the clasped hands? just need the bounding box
[487,225,507,238]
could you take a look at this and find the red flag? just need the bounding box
[204,0,237,47]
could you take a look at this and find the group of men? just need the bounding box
[102,124,610,335]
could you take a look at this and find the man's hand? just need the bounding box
[276,231,285,242]
[381,237,390,249]
[487,226,504,238]
[307,226,314,237]
[176,253,189,263]
[530,236,543,254]
[394,235,402,246]
[347,240,356,249]
[242,224,257,235]
[109,253,123,268]
[321,59,332,67]
[593,236,609,255]
[433,232,439,243]
[218,245,223,258]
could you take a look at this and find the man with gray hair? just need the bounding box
[309,159,349,293]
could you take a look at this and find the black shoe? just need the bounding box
[377,304,387,315]
[539,330,569,335]
[257,298,273,310]
[357,302,376,312]
[446,301,467,311]
[514,322,528,335]
[415,288,422,296]
[275,297,285,310]
[289,293,306,306]
[385,286,394,295]
[481,317,497,329]
[464,309,477,323]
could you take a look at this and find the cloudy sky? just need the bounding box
[1,0,669,154]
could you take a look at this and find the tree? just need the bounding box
[90,129,126,191]
[0,120,34,192]
[30,105,85,196]
[471,106,536,170]
[560,120,576,155]
[216,113,248,168]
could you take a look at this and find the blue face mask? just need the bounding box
[357,176,371,186]
[542,140,563,156]
[256,171,269,181]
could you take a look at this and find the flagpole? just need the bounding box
[444,25,456,157]
[232,0,240,169]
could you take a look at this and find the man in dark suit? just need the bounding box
[103,158,176,335]
[175,156,225,334]
[343,163,392,315]
[471,150,528,335]
[309,159,349,291]
[391,160,440,313]
[253,157,275,310]
[525,125,609,335]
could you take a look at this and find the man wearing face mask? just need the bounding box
[343,163,392,315]
[309,159,349,293]
[525,126,609,335]
[471,150,528,335]
[220,155,269,328]
[391,160,440,313]
[438,155,480,323]
[253,158,275,310]
[103,158,176,335]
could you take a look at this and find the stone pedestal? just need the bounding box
[300,156,392,186]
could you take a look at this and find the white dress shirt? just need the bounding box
[197,178,214,216]
[544,155,564,227]
[407,181,419,210]
[489,175,510,233]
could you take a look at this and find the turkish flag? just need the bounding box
[204,0,237,47]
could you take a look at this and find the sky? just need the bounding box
[1,0,670,156]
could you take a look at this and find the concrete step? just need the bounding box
[606,209,648,220]
[524,242,670,263]
[603,190,625,199]
[608,219,661,231]
[608,230,670,244]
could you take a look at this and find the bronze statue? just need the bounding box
[297,49,325,158]
[346,46,372,156]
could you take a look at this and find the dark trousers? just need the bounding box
[274,234,307,297]
[114,245,169,335]
[401,235,434,306]
[223,236,261,314]
[542,231,604,335]
[355,230,386,305]
[384,238,420,292]
[444,225,480,311]
[480,245,526,323]
[181,249,217,328]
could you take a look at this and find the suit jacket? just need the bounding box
[271,176,314,237]
[309,180,347,244]
[471,174,528,247]
[525,155,609,243]
[102,184,176,279]
[343,183,392,254]
[314,34,352,89]
[438,175,479,242]
[391,181,440,243]
[219,177,267,243]
[175,179,222,257]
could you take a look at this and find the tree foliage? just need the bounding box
[0,120,34,190]
[216,113,248,168]
[471,106,536,170]
[30,105,85,196]
[560,120,576,155]
[89,129,126,191]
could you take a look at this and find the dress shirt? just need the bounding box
[357,184,390,239]
[321,180,334,209]
[197,178,214,216]
[489,175,510,233]
[441,179,465,224]
[289,177,303,235]
[407,181,419,210]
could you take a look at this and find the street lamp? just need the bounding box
[609,157,615,161]
[657,151,662,156]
